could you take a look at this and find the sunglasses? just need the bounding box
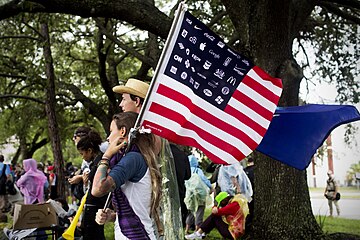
[72,132,87,140]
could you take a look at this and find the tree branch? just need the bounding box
[95,20,118,117]
[0,0,172,39]
[0,73,27,79]
[318,1,360,24]
[28,138,49,157]
[221,0,251,56]
[207,10,227,28]
[0,94,45,104]
[0,35,41,41]
[94,18,157,69]
[320,0,360,9]
[59,82,110,132]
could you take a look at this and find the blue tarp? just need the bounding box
[256,104,360,170]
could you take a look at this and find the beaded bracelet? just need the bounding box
[101,156,110,161]
[98,160,109,168]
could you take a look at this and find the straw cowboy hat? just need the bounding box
[112,78,149,99]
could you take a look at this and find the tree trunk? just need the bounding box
[40,19,66,199]
[251,154,324,240]
[19,136,29,160]
[221,0,325,238]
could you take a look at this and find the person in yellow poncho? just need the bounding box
[185,192,249,239]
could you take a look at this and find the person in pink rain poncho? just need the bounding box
[17,158,48,204]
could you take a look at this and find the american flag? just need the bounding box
[139,6,282,165]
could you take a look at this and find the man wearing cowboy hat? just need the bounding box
[112,78,160,154]
[112,78,149,113]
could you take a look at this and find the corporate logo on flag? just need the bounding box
[140,8,282,165]
[165,11,254,111]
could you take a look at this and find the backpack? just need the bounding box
[6,179,17,195]
[71,180,85,200]
[0,165,7,195]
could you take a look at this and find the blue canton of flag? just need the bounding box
[164,11,254,111]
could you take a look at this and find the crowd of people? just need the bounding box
[0,78,257,240]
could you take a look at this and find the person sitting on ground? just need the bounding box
[185,192,249,240]
[47,197,76,234]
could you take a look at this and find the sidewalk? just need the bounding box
[309,187,360,199]
[310,192,360,199]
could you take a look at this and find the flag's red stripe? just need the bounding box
[252,66,283,89]
[232,88,273,121]
[148,102,254,157]
[142,119,242,164]
[156,84,259,148]
[224,105,267,136]
[242,75,280,105]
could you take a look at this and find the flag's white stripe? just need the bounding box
[237,83,278,112]
[247,69,282,96]
[144,111,245,164]
[228,99,270,129]
[156,74,263,142]
[152,92,255,152]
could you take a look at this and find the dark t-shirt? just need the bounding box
[170,144,191,200]
[86,154,107,207]
[244,165,254,190]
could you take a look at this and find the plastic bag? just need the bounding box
[72,181,85,200]
[218,164,253,201]
[184,172,209,212]
[225,194,249,239]
[8,184,24,204]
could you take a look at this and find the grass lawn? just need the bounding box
[1,209,359,239]
[183,209,360,239]
[317,215,360,235]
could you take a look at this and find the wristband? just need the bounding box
[98,160,109,168]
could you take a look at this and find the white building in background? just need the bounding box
[0,136,18,163]
[306,158,331,188]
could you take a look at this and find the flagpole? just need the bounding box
[134,2,187,129]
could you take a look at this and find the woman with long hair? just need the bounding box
[92,112,162,240]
